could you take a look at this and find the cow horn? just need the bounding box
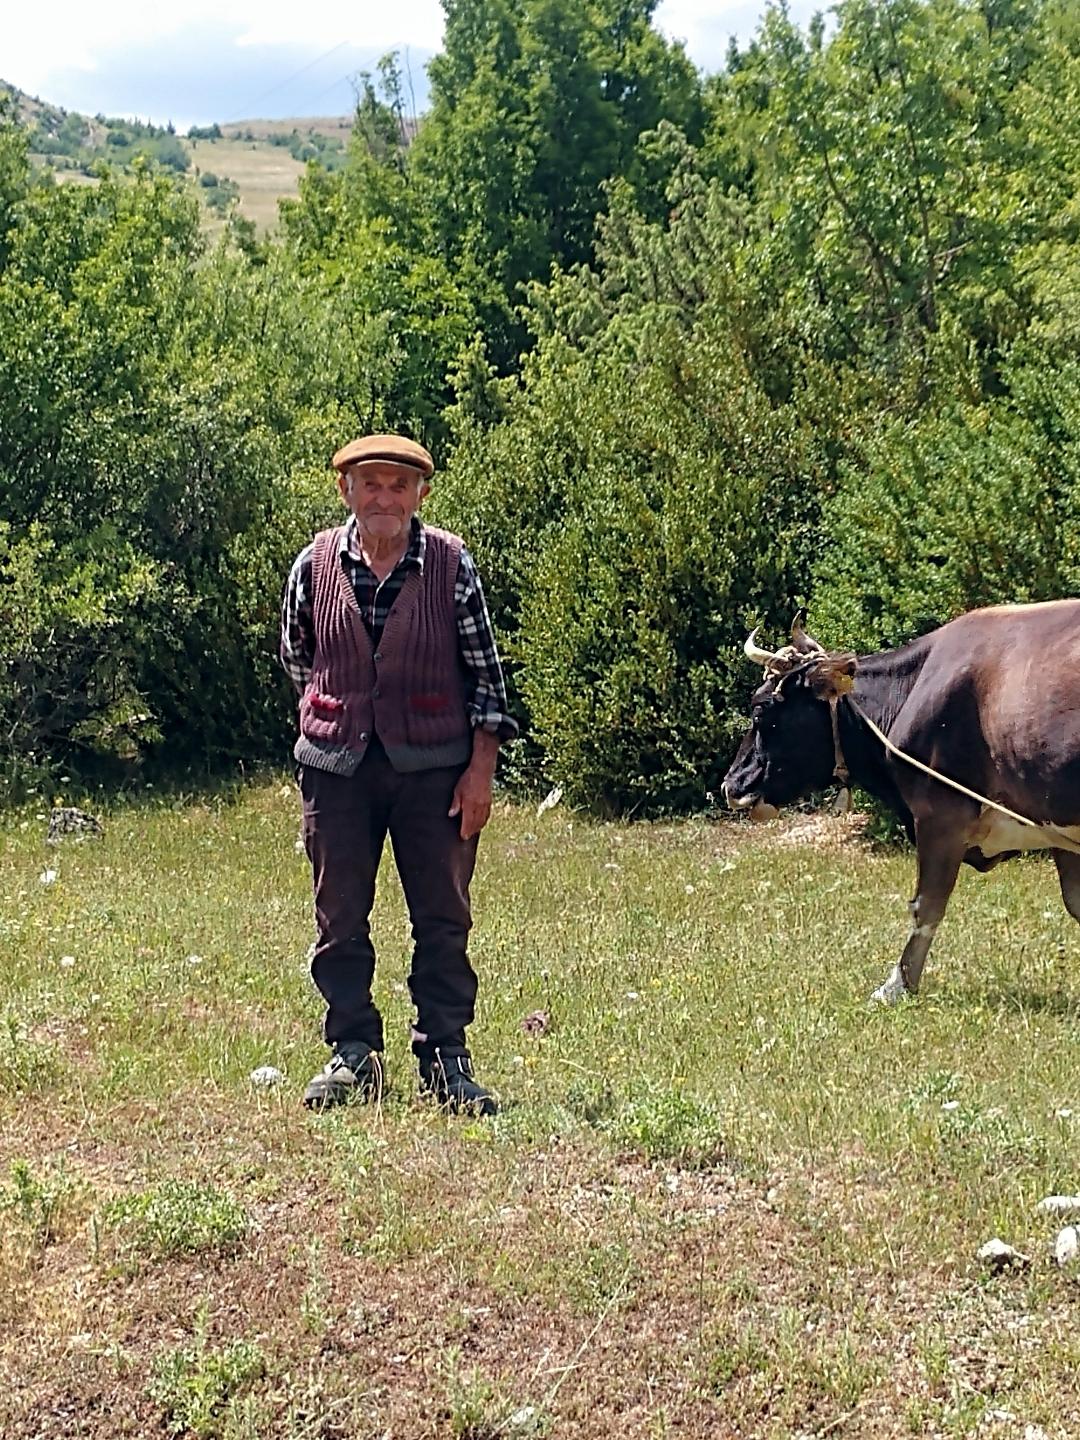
[744,629,780,668]
[790,611,828,655]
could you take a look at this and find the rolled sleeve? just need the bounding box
[455,548,518,742]
[280,544,315,694]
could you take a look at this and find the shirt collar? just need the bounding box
[341,514,426,573]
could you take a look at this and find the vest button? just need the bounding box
[359,732,369,742]
[374,652,382,662]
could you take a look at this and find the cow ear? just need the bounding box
[809,656,857,700]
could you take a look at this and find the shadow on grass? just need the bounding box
[940,981,1080,1021]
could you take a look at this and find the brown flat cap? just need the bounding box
[332,434,434,478]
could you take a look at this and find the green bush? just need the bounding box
[605,1086,726,1166]
[811,353,1080,653]
[0,159,412,798]
[151,1328,266,1439]
[104,1179,249,1259]
[438,311,825,814]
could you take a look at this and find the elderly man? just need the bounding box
[280,434,516,1114]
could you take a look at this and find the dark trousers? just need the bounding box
[300,744,479,1053]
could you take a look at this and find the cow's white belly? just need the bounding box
[971,809,1080,857]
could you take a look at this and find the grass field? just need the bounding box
[189,138,307,232]
[2,783,1079,1438]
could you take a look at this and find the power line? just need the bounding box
[222,39,349,123]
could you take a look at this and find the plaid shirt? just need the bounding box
[280,517,517,740]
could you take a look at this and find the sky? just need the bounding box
[4,0,822,132]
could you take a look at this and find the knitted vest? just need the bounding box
[293,524,472,776]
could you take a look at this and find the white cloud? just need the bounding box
[5,0,445,95]
[233,0,445,50]
[4,0,822,124]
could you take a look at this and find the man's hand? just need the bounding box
[449,730,500,839]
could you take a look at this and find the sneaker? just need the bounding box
[303,1043,384,1109]
[417,1047,498,1117]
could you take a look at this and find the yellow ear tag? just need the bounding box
[833,672,855,695]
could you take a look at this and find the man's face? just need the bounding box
[339,461,429,541]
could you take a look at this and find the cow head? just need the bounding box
[722,619,857,814]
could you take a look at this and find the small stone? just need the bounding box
[506,1407,541,1434]
[186,954,203,966]
[1052,1225,1079,1267]
[977,1237,1030,1270]
[624,991,640,1002]
[1055,1107,1073,1120]
[1024,1427,1052,1440]
[941,1100,960,1112]
[249,1066,284,1088]
[536,786,563,817]
[520,1009,549,1037]
[39,869,58,886]
[59,955,76,968]
[1036,1195,1080,1216]
[46,806,103,844]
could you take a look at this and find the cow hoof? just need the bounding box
[870,971,909,1006]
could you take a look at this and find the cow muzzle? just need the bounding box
[721,782,780,823]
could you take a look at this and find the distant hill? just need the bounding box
[1,80,356,232]
[2,77,191,177]
[220,115,353,144]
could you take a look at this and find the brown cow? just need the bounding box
[722,602,1080,1002]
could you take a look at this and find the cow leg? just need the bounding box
[872,819,968,1004]
[1053,850,1080,923]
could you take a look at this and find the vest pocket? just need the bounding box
[301,691,346,743]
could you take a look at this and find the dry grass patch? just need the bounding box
[189,138,306,231]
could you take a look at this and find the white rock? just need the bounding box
[1036,1195,1080,1216]
[536,786,563,817]
[39,869,58,886]
[941,1100,960,1112]
[59,955,76,968]
[1052,1225,1079,1267]
[977,1237,1030,1269]
[1024,1426,1052,1440]
[249,1066,284,1088]
[186,954,203,966]
[506,1407,540,1433]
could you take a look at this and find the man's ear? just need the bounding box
[418,480,432,505]
[336,471,350,503]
